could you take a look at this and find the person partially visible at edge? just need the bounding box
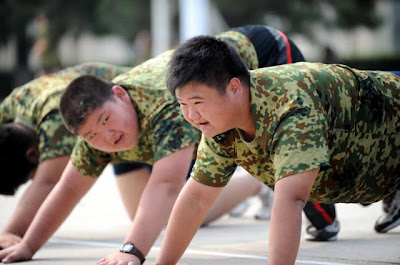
[154,35,400,265]
[0,62,130,249]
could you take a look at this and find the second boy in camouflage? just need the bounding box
[71,30,260,177]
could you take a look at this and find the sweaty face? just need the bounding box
[176,82,237,138]
[77,94,139,152]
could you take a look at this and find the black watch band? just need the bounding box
[120,242,146,264]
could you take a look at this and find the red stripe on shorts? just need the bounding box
[276,29,292,64]
[312,202,334,224]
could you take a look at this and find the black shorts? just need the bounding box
[113,162,152,175]
[113,160,196,180]
[232,25,305,67]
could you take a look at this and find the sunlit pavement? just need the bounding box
[1,166,399,265]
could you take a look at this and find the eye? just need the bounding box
[194,102,202,105]
[103,116,109,125]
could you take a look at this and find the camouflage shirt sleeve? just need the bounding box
[38,110,76,162]
[71,137,112,177]
[270,95,330,181]
[191,135,237,187]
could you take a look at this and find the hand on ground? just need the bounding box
[0,241,33,263]
[95,251,141,265]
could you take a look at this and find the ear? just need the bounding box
[226,77,243,98]
[112,85,130,103]
[26,145,39,165]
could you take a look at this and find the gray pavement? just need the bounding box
[1,166,399,265]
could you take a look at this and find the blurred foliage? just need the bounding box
[0,0,383,69]
[213,0,382,35]
[0,0,383,48]
[0,0,150,47]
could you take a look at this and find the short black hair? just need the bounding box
[60,75,115,133]
[0,123,37,195]
[167,35,250,96]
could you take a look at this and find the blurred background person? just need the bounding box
[31,13,62,76]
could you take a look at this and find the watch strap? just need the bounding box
[120,242,146,264]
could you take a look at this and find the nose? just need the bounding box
[104,129,117,144]
[188,106,200,120]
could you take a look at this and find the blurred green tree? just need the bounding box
[0,0,149,85]
[0,0,383,85]
[213,0,382,34]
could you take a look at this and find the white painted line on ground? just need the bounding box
[49,238,356,265]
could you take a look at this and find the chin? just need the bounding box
[201,130,218,138]
[122,137,137,150]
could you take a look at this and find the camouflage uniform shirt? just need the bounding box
[192,62,400,204]
[71,51,200,177]
[0,63,130,162]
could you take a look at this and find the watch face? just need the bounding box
[122,243,134,252]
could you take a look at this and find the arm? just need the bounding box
[156,178,223,265]
[95,145,196,265]
[0,156,69,249]
[0,160,96,263]
[268,168,319,265]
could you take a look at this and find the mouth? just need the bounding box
[196,122,210,131]
[114,134,123,145]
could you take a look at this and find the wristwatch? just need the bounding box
[120,242,146,264]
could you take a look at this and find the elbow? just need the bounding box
[166,181,185,197]
[295,198,307,210]
[161,177,186,197]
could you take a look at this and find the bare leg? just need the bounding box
[115,167,151,221]
[203,168,263,225]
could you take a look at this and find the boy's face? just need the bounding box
[176,82,237,138]
[77,85,140,152]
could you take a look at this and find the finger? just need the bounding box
[2,253,14,264]
[96,260,108,265]
[2,249,30,264]
[109,260,118,265]
[0,248,12,260]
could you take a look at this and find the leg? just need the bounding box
[203,167,263,225]
[303,202,340,241]
[113,162,152,221]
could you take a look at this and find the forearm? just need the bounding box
[123,179,183,256]
[122,145,195,258]
[268,198,304,265]
[267,169,319,265]
[2,157,69,238]
[21,163,94,254]
[156,180,220,265]
[21,182,83,253]
[2,181,56,237]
